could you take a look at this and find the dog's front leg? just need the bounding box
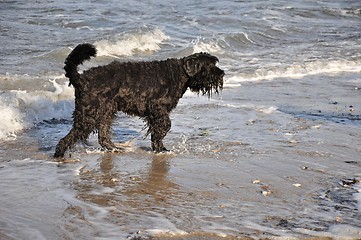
[148,114,171,152]
[98,116,118,151]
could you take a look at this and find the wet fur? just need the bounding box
[54,43,224,157]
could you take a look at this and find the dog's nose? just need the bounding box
[220,69,225,77]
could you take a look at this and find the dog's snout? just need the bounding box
[210,66,225,77]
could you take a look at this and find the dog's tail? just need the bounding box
[64,43,97,86]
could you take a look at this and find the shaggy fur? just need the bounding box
[54,43,224,158]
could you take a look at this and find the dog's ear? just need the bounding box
[183,53,219,77]
[183,55,201,77]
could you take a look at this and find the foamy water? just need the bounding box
[1,0,361,239]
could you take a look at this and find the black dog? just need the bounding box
[54,43,224,157]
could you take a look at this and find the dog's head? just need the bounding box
[183,53,224,97]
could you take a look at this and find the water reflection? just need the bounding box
[98,153,118,188]
[74,152,179,207]
[123,153,179,205]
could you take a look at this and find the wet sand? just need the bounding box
[1,132,360,239]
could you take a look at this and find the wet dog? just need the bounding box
[54,43,224,157]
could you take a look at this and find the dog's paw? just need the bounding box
[154,147,173,154]
[53,152,64,158]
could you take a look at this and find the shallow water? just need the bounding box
[1,0,361,239]
[1,85,360,239]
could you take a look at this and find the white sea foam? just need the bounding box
[145,228,188,236]
[94,29,169,57]
[257,106,278,114]
[227,59,361,85]
[0,94,26,140]
[0,80,74,141]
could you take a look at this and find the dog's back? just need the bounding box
[81,59,188,117]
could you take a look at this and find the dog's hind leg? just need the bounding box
[54,128,82,158]
[54,115,94,158]
[147,114,171,152]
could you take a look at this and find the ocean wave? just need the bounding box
[225,32,260,47]
[190,37,225,54]
[94,28,169,58]
[321,7,361,18]
[0,80,74,141]
[226,59,361,85]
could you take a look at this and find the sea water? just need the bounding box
[1,0,361,239]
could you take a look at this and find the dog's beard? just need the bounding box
[188,67,224,97]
